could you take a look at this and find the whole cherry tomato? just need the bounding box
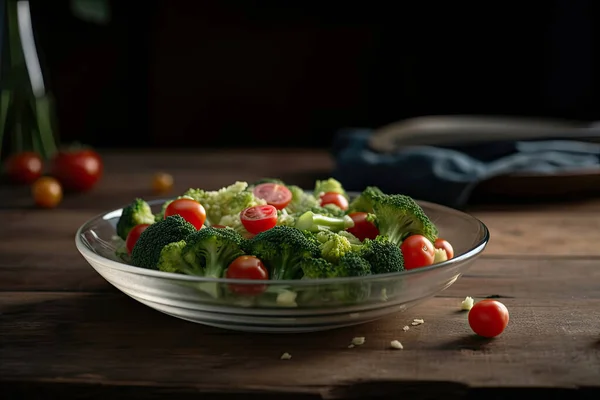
[5,152,43,184]
[51,147,103,192]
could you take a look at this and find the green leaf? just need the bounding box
[70,0,111,25]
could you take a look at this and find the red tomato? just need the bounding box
[211,224,227,229]
[400,234,435,270]
[319,191,348,210]
[468,300,510,338]
[434,238,454,259]
[240,205,278,234]
[5,152,43,184]
[125,224,150,255]
[226,255,269,295]
[252,183,293,210]
[164,198,206,230]
[51,148,103,192]
[346,211,379,241]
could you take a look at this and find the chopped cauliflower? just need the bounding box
[351,337,365,346]
[276,290,298,307]
[461,296,474,311]
[390,340,404,349]
[433,248,448,263]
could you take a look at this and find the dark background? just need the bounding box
[30,0,599,149]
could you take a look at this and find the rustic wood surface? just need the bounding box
[1,149,599,399]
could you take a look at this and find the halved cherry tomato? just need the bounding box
[125,224,150,254]
[240,204,277,234]
[252,183,293,210]
[319,191,348,210]
[226,255,269,295]
[51,148,103,192]
[5,152,43,184]
[211,224,227,229]
[400,234,435,270]
[346,211,379,241]
[434,238,454,260]
[164,198,206,230]
[468,299,509,338]
[31,176,63,208]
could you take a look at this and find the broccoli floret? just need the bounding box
[285,185,320,214]
[248,226,319,280]
[315,230,354,264]
[181,226,247,278]
[360,236,405,274]
[251,177,285,186]
[294,211,354,233]
[116,198,155,240]
[314,178,347,198]
[301,256,336,279]
[157,240,189,273]
[183,181,266,225]
[336,252,372,277]
[371,194,438,244]
[131,215,196,269]
[347,186,385,214]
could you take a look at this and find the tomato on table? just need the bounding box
[51,147,103,192]
[434,238,454,259]
[31,176,63,208]
[252,183,292,210]
[152,172,174,194]
[125,224,150,254]
[346,211,379,241]
[400,234,435,270]
[468,299,510,338]
[240,204,278,234]
[164,198,206,230]
[226,255,269,295]
[319,191,348,210]
[5,152,43,184]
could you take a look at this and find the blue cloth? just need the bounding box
[331,128,600,209]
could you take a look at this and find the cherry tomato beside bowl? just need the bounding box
[319,191,348,210]
[240,204,278,234]
[226,255,269,295]
[346,211,379,241]
[125,224,150,254]
[5,152,43,184]
[252,183,292,210]
[51,148,103,192]
[468,299,510,338]
[434,238,454,259]
[32,176,63,208]
[400,234,435,270]
[164,198,206,230]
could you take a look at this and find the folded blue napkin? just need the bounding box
[331,128,600,209]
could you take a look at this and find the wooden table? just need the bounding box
[1,149,599,399]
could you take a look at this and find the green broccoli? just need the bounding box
[315,230,354,264]
[371,194,438,244]
[336,252,372,277]
[247,226,319,280]
[285,185,320,214]
[181,226,247,278]
[294,211,354,233]
[157,240,189,273]
[131,215,196,269]
[183,181,266,225]
[347,186,385,214]
[314,177,347,198]
[360,235,405,274]
[116,198,155,240]
[301,256,336,279]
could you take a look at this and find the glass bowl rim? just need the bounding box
[75,197,489,286]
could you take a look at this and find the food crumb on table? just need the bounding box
[280,352,292,360]
[411,318,424,326]
[461,296,474,311]
[390,340,404,349]
[402,325,410,331]
[351,337,366,346]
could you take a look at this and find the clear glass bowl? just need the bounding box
[75,198,489,333]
